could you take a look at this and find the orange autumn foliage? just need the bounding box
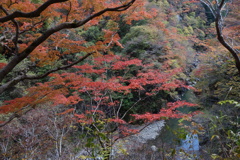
[1,55,197,129]
[0,0,158,95]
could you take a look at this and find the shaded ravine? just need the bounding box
[148,89,200,159]
[111,89,200,160]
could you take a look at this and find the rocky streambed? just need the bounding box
[112,120,165,160]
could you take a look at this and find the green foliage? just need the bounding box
[31,0,43,4]
[211,61,240,100]
[122,25,159,44]
[218,100,240,107]
[208,101,240,159]
[121,25,165,59]
[0,54,7,63]
[184,14,206,29]
[77,118,112,160]
[78,26,104,43]
[155,0,170,9]
[195,99,240,159]
[195,28,206,40]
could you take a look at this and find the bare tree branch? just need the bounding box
[201,0,240,75]
[19,19,45,34]
[0,51,94,94]
[0,105,33,127]
[0,0,68,22]
[214,0,240,75]
[0,5,19,54]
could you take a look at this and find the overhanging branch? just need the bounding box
[0,0,135,84]
[0,0,68,22]
[0,52,94,94]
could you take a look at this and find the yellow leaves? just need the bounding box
[78,155,88,160]
[92,51,101,57]
[106,20,119,32]
[34,33,42,38]
[211,135,220,140]
[211,154,221,160]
